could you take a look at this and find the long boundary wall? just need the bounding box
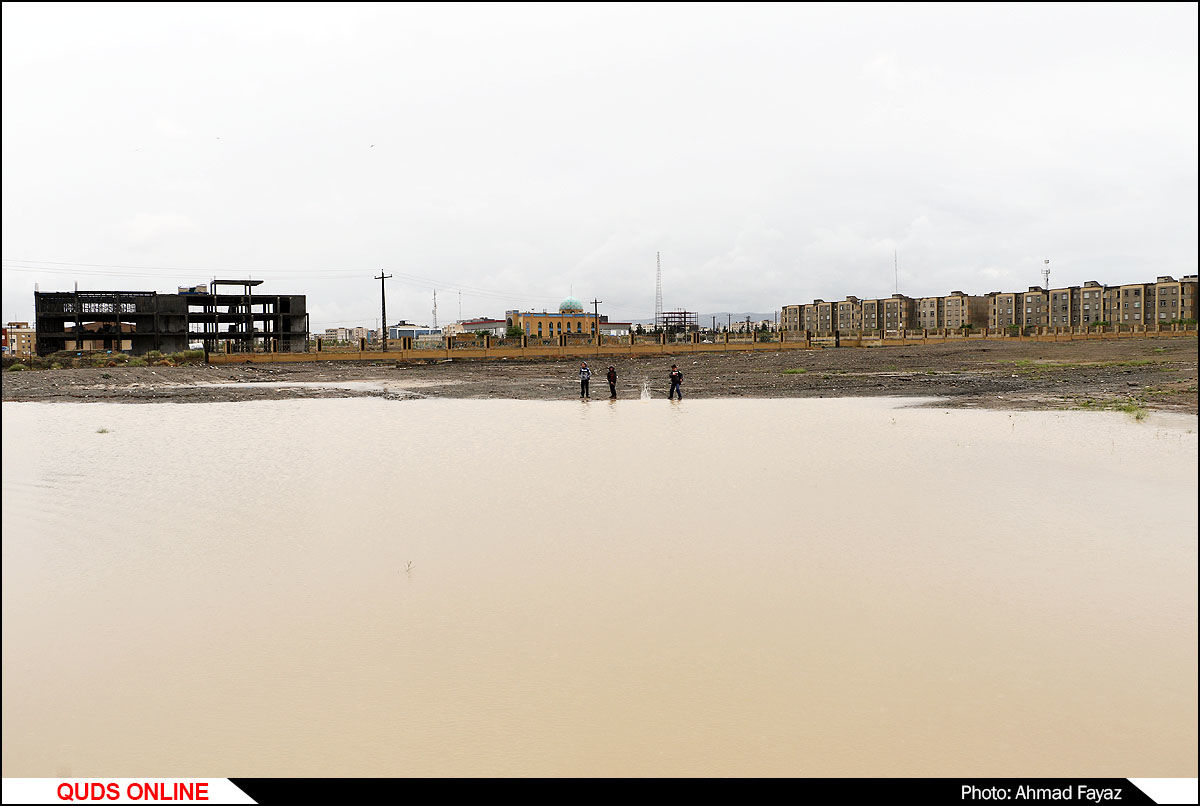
[205,325,1197,365]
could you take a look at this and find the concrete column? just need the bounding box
[316,337,322,352]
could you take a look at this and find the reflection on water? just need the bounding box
[2,398,1196,777]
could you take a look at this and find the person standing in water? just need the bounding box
[668,364,683,400]
[579,362,591,398]
[606,365,618,398]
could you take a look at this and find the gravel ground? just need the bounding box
[2,336,1197,414]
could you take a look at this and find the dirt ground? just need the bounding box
[2,336,1197,414]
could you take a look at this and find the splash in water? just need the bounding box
[640,382,651,400]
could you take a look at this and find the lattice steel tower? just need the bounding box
[655,251,663,329]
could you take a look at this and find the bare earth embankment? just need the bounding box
[3,336,1197,414]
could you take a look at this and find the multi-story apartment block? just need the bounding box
[813,300,837,334]
[1078,281,1105,324]
[1103,283,1153,327]
[2,321,35,359]
[989,292,1021,328]
[800,304,818,332]
[941,292,988,329]
[1020,287,1050,328]
[836,297,861,332]
[916,296,943,330]
[782,274,1194,336]
[781,304,804,332]
[860,299,883,332]
[1046,286,1082,328]
[882,294,916,332]
[1152,275,1198,324]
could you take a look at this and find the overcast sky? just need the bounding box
[3,2,1196,329]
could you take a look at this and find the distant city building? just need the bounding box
[388,321,440,340]
[507,297,599,339]
[1079,280,1106,324]
[599,320,632,336]
[2,322,35,359]
[941,291,989,329]
[1153,275,1198,324]
[459,318,508,337]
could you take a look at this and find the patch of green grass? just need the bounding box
[782,368,808,374]
[96,428,109,434]
[1115,402,1149,421]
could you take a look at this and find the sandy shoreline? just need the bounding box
[2,336,1197,414]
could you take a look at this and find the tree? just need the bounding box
[505,325,525,339]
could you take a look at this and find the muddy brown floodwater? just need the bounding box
[2,397,1196,777]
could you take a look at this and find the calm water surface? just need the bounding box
[2,398,1196,777]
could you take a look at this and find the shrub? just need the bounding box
[128,357,147,367]
[6,363,27,371]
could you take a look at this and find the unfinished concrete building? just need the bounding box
[34,281,308,356]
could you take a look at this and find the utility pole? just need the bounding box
[591,298,603,346]
[375,271,392,351]
[727,313,731,331]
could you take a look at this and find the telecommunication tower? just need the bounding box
[432,289,438,329]
[655,252,664,329]
[1041,259,1050,290]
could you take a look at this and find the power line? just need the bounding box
[1,259,562,302]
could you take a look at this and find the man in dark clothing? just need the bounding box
[606,366,617,398]
[668,364,683,400]
[579,362,591,398]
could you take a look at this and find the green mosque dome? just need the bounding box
[559,296,584,312]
